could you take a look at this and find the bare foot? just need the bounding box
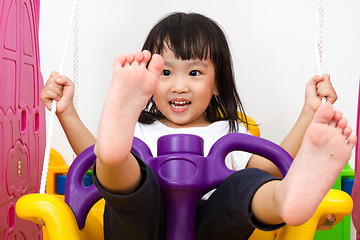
[279,102,356,226]
[96,50,164,163]
[110,50,164,105]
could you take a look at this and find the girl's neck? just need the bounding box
[159,118,212,129]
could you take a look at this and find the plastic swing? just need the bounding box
[14,1,354,239]
[16,131,353,240]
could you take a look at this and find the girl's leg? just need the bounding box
[251,102,356,226]
[93,154,166,240]
[95,51,164,194]
[196,168,282,240]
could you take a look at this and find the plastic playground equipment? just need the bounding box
[0,0,356,239]
[0,0,45,238]
[351,81,360,240]
[15,134,353,240]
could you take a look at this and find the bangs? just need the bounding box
[158,29,212,60]
[143,13,219,61]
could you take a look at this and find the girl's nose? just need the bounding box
[170,77,190,93]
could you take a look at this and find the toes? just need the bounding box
[124,53,135,66]
[147,54,164,76]
[141,50,152,67]
[335,117,348,132]
[134,51,144,63]
[312,102,334,124]
[112,51,163,78]
[347,135,357,150]
[343,126,352,139]
[113,55,126,68]
[328,110,343,127]
[113,53,139,68]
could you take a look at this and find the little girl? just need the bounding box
[41,12,356,240]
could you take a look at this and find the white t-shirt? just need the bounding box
[134,120,253,171]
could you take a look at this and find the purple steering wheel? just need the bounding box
[65,133,293,239]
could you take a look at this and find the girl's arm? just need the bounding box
[57,105,96,155]
[246,74,337,178]
[40,72,96,155]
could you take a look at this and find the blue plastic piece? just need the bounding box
[56,175,67,194]
[56,174,93,195]
[342,178,354,196]
[83,175,93,187]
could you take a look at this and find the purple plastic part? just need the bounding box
[147,133,292,240]
[65,145,101,229]
[65,133,293,238]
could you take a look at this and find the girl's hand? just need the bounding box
[303,74,337,115]
[40,71,75,114]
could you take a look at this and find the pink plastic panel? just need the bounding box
[0,0,45,239]
[352,79,360,240]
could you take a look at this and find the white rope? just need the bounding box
[315,0,327,104]
[315,0,334,225]
[72,0,80,159]
[73,0,80,113]
[39,101,57,194]
[315,0,324,76]
[39,0,80,194]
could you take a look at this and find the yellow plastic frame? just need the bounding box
[15,188,352,240]
[15,118,353,239]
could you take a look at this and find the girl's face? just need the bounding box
[153,49,218,128]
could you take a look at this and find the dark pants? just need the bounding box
[93,154,283,240]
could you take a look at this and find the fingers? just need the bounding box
[41,72,62,102]
[310,74,337,104]
[309,74,325,85]
[40,72,74,111]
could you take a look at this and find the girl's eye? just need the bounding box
[189,70,200,76]
[162,70,171,76]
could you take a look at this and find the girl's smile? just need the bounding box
[169,98,191,112]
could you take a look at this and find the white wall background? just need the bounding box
[39,0,360,169]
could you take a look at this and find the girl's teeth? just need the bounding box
[170,101,190,108]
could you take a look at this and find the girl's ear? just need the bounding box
[213,87,219,96]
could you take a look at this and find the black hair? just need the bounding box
[139,12,248,132]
